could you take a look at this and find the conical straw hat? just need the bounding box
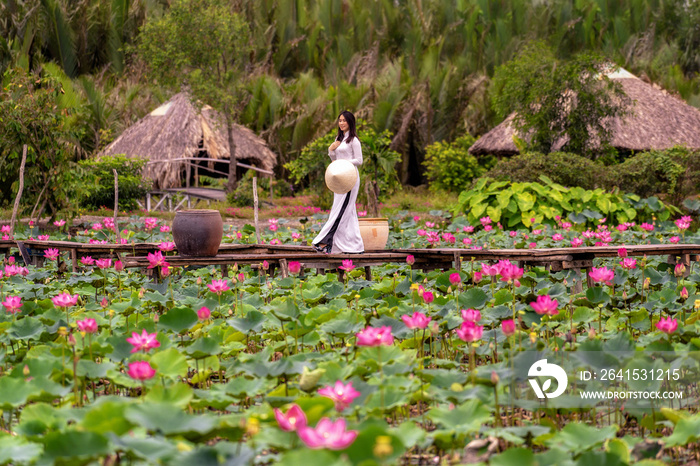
[325,159,358,194]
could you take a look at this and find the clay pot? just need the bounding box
[358,218,389,250]
[172,209,223,257]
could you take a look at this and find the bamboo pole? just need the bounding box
[113,169,120,242]
[253,176,260,244]
[10,145,28,235]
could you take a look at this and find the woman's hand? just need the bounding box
[329,140,341,151]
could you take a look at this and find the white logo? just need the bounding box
[528,359,568,399]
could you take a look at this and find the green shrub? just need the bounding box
[72,155,151,211]
[481,151,611,190]
[612,147,700,206]
[423,135,484,192]
[454,176,679,229]
[227,171,266,207]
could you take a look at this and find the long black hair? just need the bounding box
[335,110,357,144]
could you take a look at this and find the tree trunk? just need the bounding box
[225,118,238,193]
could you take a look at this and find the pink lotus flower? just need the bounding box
[463,237,473,246]
[52,293,79,308]
[291,232,302,240]
[417,229,427,236]
[161,264,170,277]
[530,295,559,316]
[95,258,112,269]
[401,312,431,329]
[528,242,537,249]
[318,381,361,411]
[422,291,434,304]
[114,260,124,272]
[44,248,60,261]
[2,296,22,314]
[656,316,678,334]
[680,287,688,299]
[501,319,516,336]
[675,218,691,230]
[456,321,483,342]
[54,219,66,227]
[618,247,628,257]
[449,273,461,286]
[126,329,161,353]
[147,251,168,269]
[356,326,393,346]
[274,404,307,432]
[339,260,355,272]
[127,361,156,381]
[473,271,482,283]
[464,225,474,233]
[38,235,50,241]
[509,231,518,237]
[499,261,524,282]
[461,309,481,322]
[425,221,435,228]
[197,306,211,320]
[208,279,230,295]
[406,255,415,265]
[640,223,654,232]
[552,233,563,241]
[269,224,278,232]
[158,242,176,252]
[76,318,98,333]
[480,216,491,226]
[237,273,245,283]
[589,266,614,285]
[160,225,171,233]
[570,237,583,247]
[143,217,158,231]
[484,225,493,232]
[670,236,680,244]
[288,261,301,275]
[620,258,637,269]
[297,418,358,450]
[92,223,103,231]
[481,263,500,276]
[262,260,270,270]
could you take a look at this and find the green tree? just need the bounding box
[136,0,250,191]
[491,41,631,157]
[0,68,81,214]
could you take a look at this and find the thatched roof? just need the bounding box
[469,69,700,156]
[99,92,277,188]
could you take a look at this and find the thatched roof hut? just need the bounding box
[100,92,277,188]
[469,69,700,156]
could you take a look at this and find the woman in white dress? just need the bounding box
[312,111,365,254]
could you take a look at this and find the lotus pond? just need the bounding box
[1,210,700,465]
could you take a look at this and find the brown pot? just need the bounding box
[358,217,389,250]
[172,209,223,257]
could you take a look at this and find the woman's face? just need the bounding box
[338,115,349,132]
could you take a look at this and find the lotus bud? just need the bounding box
[23,365,30,376]
[67,333,76,346]
[100,297,108,308]
[643,277,650,290]
[681,287,689,299]
[491,371,500,385]
[588,328,596,339]
[139,287,146,298]
[675,263,686,277]
[529,332,537,343]
[196,277,202,285]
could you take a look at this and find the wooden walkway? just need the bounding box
[2,240,698,289]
